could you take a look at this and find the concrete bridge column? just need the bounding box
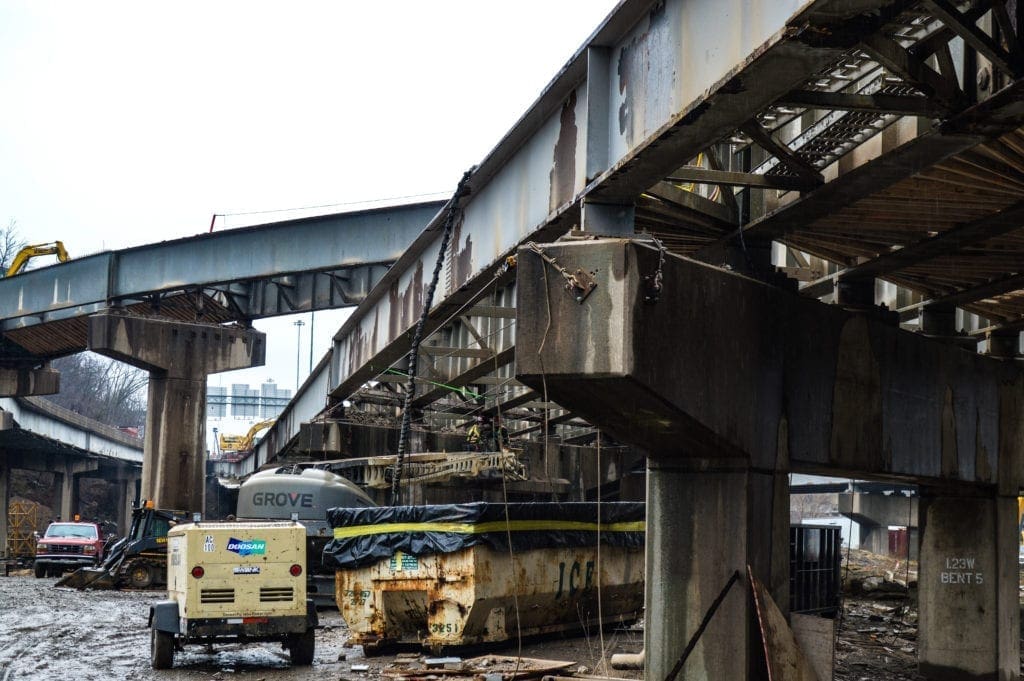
[645,456,789,681]
[111,474,140,537]
[59,464,78,521]
[88,313,265,513]
[917,490,1019,680]
[58,460,98,521]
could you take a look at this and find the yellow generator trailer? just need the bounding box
[148,520,317,669]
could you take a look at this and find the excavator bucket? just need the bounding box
[56,566,118,589]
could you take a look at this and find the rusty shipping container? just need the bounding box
[324,502,645,653]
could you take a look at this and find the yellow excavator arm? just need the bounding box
[5,241,69,277]
[218,419,275,453]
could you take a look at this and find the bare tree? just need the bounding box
[46,353,148,428]
[791,492,839,523]
[0,219,26,272]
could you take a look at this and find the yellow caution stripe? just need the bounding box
[332,519,645,539]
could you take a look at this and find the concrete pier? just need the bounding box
[645,456,789,680]
[89,313,265,512]
[839,492,919,558]
[917,491,1019,680]
[515,239,1024,680]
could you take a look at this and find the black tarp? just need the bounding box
[323,502,644,570]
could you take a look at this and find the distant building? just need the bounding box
[260,381,291,418]
[231,384,260,418]
[207,386,227,418]
[206,381,291,420]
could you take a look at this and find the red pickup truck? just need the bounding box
[34,521,108,578]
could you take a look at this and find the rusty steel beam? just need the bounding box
[776,90,946,116]
[666,167,818,191]
[739,121,824,185]
[324,0,897,406]
[921,0,1020,77]
[860,33,966,108]
[411,346,516,408]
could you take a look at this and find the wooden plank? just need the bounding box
[749,568,820,681]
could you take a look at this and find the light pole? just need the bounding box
[308,312,315,374]
[293,319,305,390]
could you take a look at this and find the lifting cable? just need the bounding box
[391,168,474,506]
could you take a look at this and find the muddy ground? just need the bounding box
[0,568,976,681]
[0,571,644,681]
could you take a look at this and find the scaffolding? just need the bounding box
[7,501,40,558]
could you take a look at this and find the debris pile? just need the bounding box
[835,600,919,681]
[841,549,917,598]
[834,549,919,680]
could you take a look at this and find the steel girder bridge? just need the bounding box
[247,3,1024,677]
[0,202,443,372]
[258,0,1024,465]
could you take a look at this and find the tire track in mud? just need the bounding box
[0,573,353,680]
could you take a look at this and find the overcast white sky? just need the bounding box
[0,1,620,398]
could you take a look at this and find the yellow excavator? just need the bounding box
[216,419,275,463]
[5,241,69,277]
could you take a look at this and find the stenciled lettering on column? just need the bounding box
[940,556,983,585]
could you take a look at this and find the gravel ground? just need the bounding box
[0,571,643,681]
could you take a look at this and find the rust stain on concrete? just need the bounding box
[940,387,958,478]
[829,317,884,472]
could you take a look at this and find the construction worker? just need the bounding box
[465,415,488,451]
[492,415,510,451]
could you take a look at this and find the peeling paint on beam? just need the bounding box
[327,0,891,405]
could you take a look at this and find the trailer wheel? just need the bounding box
[151,628,174,669]
[288,629,315,666]
[33,563,45,578]
[127,561,154,589]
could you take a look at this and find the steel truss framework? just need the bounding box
[257,0,1024,463]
